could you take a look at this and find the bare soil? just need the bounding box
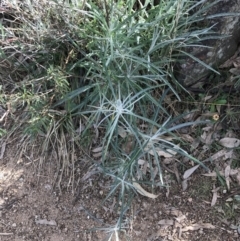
[0,143,239,241]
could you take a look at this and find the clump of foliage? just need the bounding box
[0,0,230,238]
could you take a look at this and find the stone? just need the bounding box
[177,0,240,87]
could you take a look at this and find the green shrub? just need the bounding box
[0,0,233,237]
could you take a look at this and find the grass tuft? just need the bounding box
[0,0,235,238]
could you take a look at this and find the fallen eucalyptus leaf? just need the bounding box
[132,178,158,199]
[92,146,103,152]
[202,149,233,162]
[138,159,146,165]
[92,152,102,158]
[182,179,188,191]
[181,223,215,232]
[0,142,6,159]
[219,137,240,148]
[224,165,231,190]
[118,126,127,138]
[147,146,178,158]
[175,215,186,223]
[202,168,238,177]
[158,219,174,225]
[230,68,240,75]
[211,186,220,207]
[237,172,240,185]
[183,165,200,179]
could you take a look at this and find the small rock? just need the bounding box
[44,184,52,190]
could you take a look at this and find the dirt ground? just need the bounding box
[0,140,239,241]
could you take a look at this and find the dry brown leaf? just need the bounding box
[225,129,236,138]
[175,222,183,228]
[92,152,102,158]
[122,139,134,154]
[190,139,200,152]
[201,112,218,118]
[211,186,220,207]
[152,167,159,180]
[181,134,195,143]
[229,169,239,175]
[81,167,100,181]
[218,217,230,225]
[164,208,182,217]
[202,126,213,131]
[219,137,240,148]
[211,191,218,207]
[229,68,240,75]
[182,223,215,232]
[118,126,127,138]
[149,125,175,141]
[183,110,198,121]
[163,157,174,164]
[203,95,213,101]
[191,81,205,88]
[203,168,238,177]
[132,178,158,199]
[151,134,175,142]
[35,219,57,226]
[173,163,180,183]
[220,60,233,68]
[147,147,174,158]
[178,226,183,239]
[205,131,214,145]
[166,186,170,198]
[175,215,186,223]
[182,179,188,191]
[75,124,85,134]
[93,124,99,141]
[183,165,200,179]
[171,209,183,217]
[225,165,231,190]
[201,131,207,141]
[202,172,217,177]
[142,162,149,176]
[233,58,240,68]
[202,149,233,163]
[201,223,216,229]
[236,172,240,185]
[109,198,116,214]
[158,219,174,225]
[216,104,221,114]
[92,146,103,152]
[138,159,146,165]
[92,146,103,158]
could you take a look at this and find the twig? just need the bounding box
[0,233,13,235]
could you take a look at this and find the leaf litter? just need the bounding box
[151,86,240,238]
[90,101,240,239]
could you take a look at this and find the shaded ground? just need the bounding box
[0,141,239,241]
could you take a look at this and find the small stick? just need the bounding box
[0,233,13,235]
